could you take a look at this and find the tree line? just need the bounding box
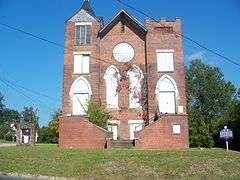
[0,59,239,150]
[0,103,39,141]
[186,59,240,150]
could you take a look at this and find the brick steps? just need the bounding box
[112,140,134,149]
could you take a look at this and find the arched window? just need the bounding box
[155,75,178,114]
[70,77,92,115]
[127,65,143,108]
[104,65,120,109]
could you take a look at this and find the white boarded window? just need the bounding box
[127,66,143,109]
[70,77,92,116]
[72,93,89,115]
[158,92,176,113]
[156,75,178,114]
[172,124,181,134]
[156,50,174,72]
[104,66,120,109]
[74,54,90,74]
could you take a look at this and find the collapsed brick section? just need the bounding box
[59,116,111,148]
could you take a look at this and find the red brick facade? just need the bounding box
[59,1,189,149]
[135,115,189,149]
[59,116,112,148]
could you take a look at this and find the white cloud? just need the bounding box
[185,51,220,66]
[186,51,205,62]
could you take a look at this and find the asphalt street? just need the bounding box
[0,176,32,180]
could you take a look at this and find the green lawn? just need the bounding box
[0,139,13,144]
[0,144,239,179]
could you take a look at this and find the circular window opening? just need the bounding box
[113,42,135,62]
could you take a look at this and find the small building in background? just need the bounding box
[11,123,38,145]
[20,124,38,144]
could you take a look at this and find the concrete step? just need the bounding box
[112,140,134,149]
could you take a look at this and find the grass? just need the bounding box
[0,139,13,144]
[0,144,239,179]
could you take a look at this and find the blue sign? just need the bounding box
[220,128,233,140]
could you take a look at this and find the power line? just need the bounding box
[1,4,239,69]
[0,3,239,110]
[3,75,60,103]
[0,22,66,50]
[0,21,122,114]
[0,67,60,103]
[0,76,56,112]
[116,0,240,69]
[0,22,115,66]
[0,21,117,109]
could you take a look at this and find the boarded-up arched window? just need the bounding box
[127,65,143,108]
[70,77,92,115]
[155,75,178,114]
[104,66,120,108]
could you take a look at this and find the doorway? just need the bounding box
[107,120,120,140]
[129,120,143,140]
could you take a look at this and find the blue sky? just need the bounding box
[0,0,239,126]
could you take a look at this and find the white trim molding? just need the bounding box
[73,51,91,55]
[108,120,120,125]
[104,65,121,80]
[156,49,174,53]
[69,76,92,96]
[75,22,93,26]
[128,120,144,124]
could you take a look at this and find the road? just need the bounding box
[0,175,31,180]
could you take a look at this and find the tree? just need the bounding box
[186,59,237,147]
[86,100,111,129]
[21,107,39,145]
[38,126,51,143]
[48,111,60,139]
[0,109,20,140]
[38,110,60,144]
[0,93,5,126]
[228,99,240,150]
[0,92,20,140]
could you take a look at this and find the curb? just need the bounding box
[0,172,76,180]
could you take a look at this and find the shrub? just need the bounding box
[85,100,111,129]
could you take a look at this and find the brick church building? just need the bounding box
[59,0,189,149]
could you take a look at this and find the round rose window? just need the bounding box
[113,42,134,62]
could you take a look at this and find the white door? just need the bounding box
[72,93,89,115]
[23,135,29,144]
[158,92,175,113]
[129,123,143,140]
[108,125,118,140]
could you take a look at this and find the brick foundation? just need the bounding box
[134,115,189,149]
[59,116,111,148]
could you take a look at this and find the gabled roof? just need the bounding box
[98,10,147,38]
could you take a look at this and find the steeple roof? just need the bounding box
[67,0,102,23]
[80,0,96,18]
